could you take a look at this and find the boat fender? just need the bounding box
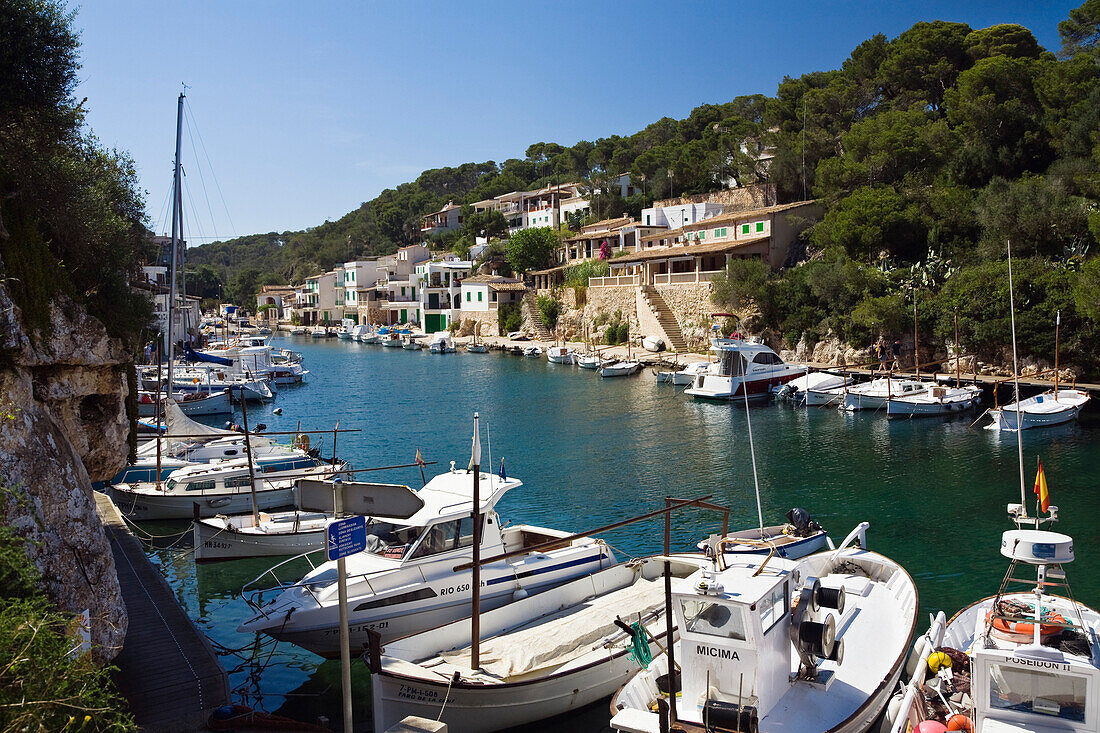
[927,651,952,673]
[878,691,904,733]
[946,714,973,732]
[512,587,529,602]
[915,722,947,733]
[906,636,931,678]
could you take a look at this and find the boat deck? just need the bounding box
[94,491,229,731]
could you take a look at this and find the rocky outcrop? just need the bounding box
[0,282,130,662]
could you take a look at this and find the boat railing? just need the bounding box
[887,611,947,733]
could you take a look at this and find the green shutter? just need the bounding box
[466,292,470,302]
[742,224,750,234]
[756,222,764,232]
[478,291,483,302]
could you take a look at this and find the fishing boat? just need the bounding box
[842,377,927,411]
[672,361,710,386]
[774,371,851,401]
[380,330,403,347]
[576,353,608,370]
[135,388,231,417]
[546,345,575,364]
[237,465,617,656]
[108,457,349,520]
[805,384,849,406]
[466,324,488,353]
[684,336,806,400]
[310,326,327,338]
[269,348,308,384]
[194,508,332,562]
[600,361,641,377]
[370,555,709,733]
[696,508,828,560]
[610,523,918,733]
[428,332,457,353]
[290,327,308,336]
[887,383,982,417]
[988,388,1090,429]
[523,345,543,358]
[336,319,356,340]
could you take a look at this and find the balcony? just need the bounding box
[652,270,721,285]
[589,275,639,287]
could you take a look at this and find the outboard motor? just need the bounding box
[785,508,822,538]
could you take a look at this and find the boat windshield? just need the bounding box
[681,598,747,640]
[363,521,423,560]
[718,351,747,377]
[988,663,1086,721]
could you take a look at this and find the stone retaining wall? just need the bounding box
[655,283,714,352]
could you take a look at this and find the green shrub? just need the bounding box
[536,294,560,330]
[498,302,522,334]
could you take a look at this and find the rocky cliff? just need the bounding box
[0,280,130,661]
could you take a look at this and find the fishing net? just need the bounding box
[628,622,653,668]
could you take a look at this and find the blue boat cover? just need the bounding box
[183,344,233,366]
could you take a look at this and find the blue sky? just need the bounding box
[73,1,1080,243]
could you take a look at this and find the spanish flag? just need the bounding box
[1034,459,1049,513]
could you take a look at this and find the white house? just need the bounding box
[421,201,463,235]
[639,200,726,230]
[414,255,473,333]
[342,260,383,321]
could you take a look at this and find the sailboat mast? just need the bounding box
[913,294,919,380]
[1054,310,1061,398]
[1007,242,1027,514]
[166,92,185,392]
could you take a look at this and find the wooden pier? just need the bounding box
[95,492,229,732]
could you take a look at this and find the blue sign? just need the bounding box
[326,515,367,561]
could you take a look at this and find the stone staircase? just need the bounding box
[640,285,687,352]
[521,291,552,340]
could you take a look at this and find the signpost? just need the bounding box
[327,510,364,732]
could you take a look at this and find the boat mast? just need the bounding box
[166,91,184,393]
[1054,310,1061,398]
[1007,241,1027,515]
[954,310,960,386]
[913,292,919,380]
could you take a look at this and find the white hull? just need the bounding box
[987,388,1089,430]
[109,484,295,521]
[193,513,326,561]
[842,380,927,411]
[600,362,640,377]
[137,390,231,417]
[886,386,981,417]
[465,343,488,353]
[684,367,804,399]
[805,386,848,406]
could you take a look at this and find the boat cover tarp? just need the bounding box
[163,400,273,450]
[439,577,663,678]
[183,344,233,365]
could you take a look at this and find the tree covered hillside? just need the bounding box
[191,4,1100,374]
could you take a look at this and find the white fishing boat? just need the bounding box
[142,365,274,402]
[348,324,370,341]
[290,327,308,335]
[135,388,231,417]
[546,345,575,364]
[523,345,543,358]
[884,508,1100,733]
[465,341,488,353]
[380,331,403,347]
[611,523,918,733]
[696,508,828,560]
[336,319,356,340]
[642,336,665,352]
[237,466,617,656]
[600,361,641,377]
[774,371,851,401]
[842,377,927,411]
[310,326,327,338]
[427,332,456,353]
[887,383,982,417]
[576,352,607,370]
[194,509,331,562]
[108,458,349,521]
[806,384,850,407]
[988,388,1090,430]
[370,555,709,733]
[684,337,806,400]
[402,336,424,350]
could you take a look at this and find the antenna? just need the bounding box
[1007,241,1027,514]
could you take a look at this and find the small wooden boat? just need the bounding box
[987,388,1089,430]
[842,378,927,411]
[599,361,640,377]
[696,509,828,560]
[370,555,708,733]
[546,345,575,364]
[523,345,543,358]
[576,353,604,370]
[887,383,981,417]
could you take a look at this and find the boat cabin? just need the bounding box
[709,341,789,378]
[674,554,846,728]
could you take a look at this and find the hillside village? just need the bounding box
[252,181,817,354]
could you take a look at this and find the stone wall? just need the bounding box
[653,184,775,211]
[458,310,500,337]
[655,283,714,352]
[0,283,130,662]
[584,285,638,336]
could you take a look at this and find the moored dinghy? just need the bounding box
[546,345,575,364]
[697,507,828,560]
[611,523,919,733]
[887,383,982,417]
[370,555,709,733]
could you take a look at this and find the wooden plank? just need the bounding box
[95,492,229,733]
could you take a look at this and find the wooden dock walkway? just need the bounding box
[95,492,229,732]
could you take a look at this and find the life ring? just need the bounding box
[986,608,1065,640]
[294,434,310,451]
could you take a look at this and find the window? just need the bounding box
[185,479,216,492]
[988,664,1086,721]
[699,231,705,240]
[753,351,782,365]
[681,599,746,640]
[646,215,651,225]
[742,224,751,234]
[353,587,438,612]
[466,291,471,302]
[225,476,253,488]
[756,222,765,233]
[401,287,406,296]
[759,581,789,633]
[477,291,483,302]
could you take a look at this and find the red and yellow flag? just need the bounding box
[1034,459,1049,513]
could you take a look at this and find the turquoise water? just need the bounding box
[143,335,1100,731]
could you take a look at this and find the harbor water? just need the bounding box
[142,336,1100,730]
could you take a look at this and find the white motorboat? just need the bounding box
[336,319,356,340]
[135,388,231,417]
[600,361,641,377]
[427,332,457,353]
[108,458,349,521]
[348,324,371,342]
[842,377,927,411]
[310,326,327,338]
[546,345,575,364]
[523,345,543,358]
[642,336,665,352]
[576,353,605,370]
[696,508,828,561]
[987,388,1090,430]
[143,365,275,402]
[887,383,982,417]
[684,337,806,400]
[672,361,710,386]
[465,342,488,353]
[290,327,308,335]
[611,523,918,733]
[237,467,617,656]
[370,555,709,733]
[775,371,851,401]
[884,509,1100,733]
